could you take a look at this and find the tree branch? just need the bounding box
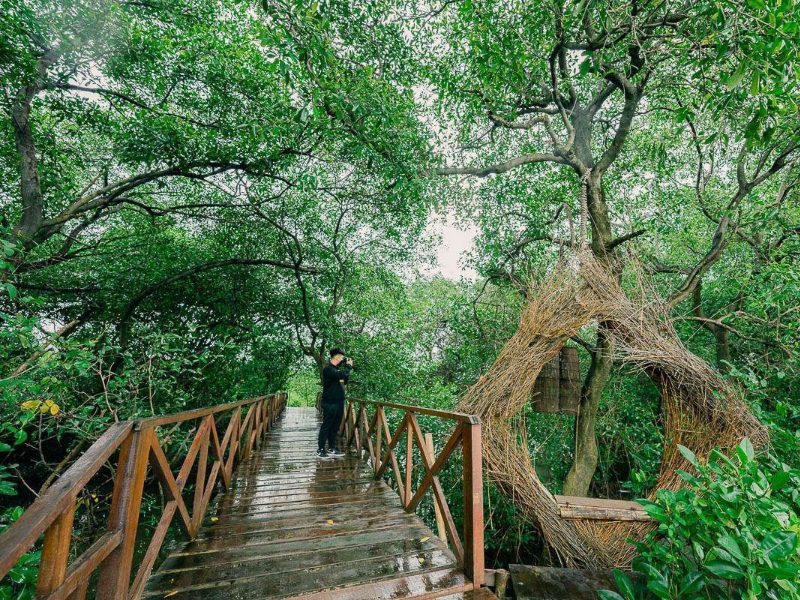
[437,153,566,177]
[116,257,319,346]
[607,228,646,250]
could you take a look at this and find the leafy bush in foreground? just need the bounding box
[600,439,800,600]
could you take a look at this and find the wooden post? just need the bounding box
[69,578,90,600]
[252,402,261,449]
[462,421,484,588]
[191,421,209,535]
[425,433,447,544]
[374,410,383,477]
[404,418,413,507]
[225,410,240,476]
[35,501,76,596]
[96,429,152,600]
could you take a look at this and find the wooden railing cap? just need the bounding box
[349,397,481,425]
[0,420,134,581]
[135,395,272,430]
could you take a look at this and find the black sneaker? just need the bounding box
[316,449,333,460]
[328,448,345,457]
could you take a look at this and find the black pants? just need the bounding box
[318,401,344,451]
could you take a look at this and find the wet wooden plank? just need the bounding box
[554,495,651,522]
[144,406,468,599]
[510,565,619,600]
[289,570,473,600]
[147,537,450,590]
[144,555,461,599]
[435,590,498,599]
[190,503,413,539]
[176,514,421,553]
[160,525,437,571]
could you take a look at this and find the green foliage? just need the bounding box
[1,0,800,585]
[0,446,36,600]
[0,506,38,600]
[604,439,800,600]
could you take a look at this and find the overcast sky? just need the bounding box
[425,213,478,281]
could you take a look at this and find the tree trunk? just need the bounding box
[10,49,59,245]
[692,281,732,373]
[562,327,613,496]
[715,327,731,372]
[561,175,616,497]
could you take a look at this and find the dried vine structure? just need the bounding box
[457,252,767,569]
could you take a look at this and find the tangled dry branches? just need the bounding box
[458,252,767,569]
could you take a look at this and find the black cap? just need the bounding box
[329,347,345,358]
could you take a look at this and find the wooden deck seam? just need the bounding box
[155,531,449,575]
[172,516,423,550]
[143,552,459,598]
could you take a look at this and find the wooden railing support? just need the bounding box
[0,392,287,600]
[95,429,151,600]
[35,502,76,596]
[462,421,484,588]
[425,433,447,544]
[343,397,486,589]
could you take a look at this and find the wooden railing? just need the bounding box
[341,398,484,588]
[0,392,287,600]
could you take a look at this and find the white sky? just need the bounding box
[425,212,478,281]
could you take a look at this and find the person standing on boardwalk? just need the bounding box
[317,348,352,459]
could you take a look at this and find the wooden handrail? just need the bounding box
[347,397,480,424]
[342,397,485,589]
[0,421,134,579]
[135,395,269,429]
[0,392,287,600]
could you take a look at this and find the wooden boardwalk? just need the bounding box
[142,406,494,599]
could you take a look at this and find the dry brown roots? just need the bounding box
[457,252,767,569]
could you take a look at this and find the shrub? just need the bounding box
[600,439,800,600]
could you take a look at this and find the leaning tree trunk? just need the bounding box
[561,174,617,497]
[9,49,60,246]
[562,327,613,496]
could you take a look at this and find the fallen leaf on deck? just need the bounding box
[420,536,430,543]
[326,519,334,524]
[210,516,218,522]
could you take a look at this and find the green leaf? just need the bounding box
[613,569,636,600]
[761,532,798,559]
[770,470,791,491]
[759,564,800,579]
[726,58,749,90]
[679,570,705,595]
[718,535,747,562]
[736,438,754,464]
[597,592,625,600]
[705,560,745,579]
[750,70,761,95]
[677,444,699,468]
[646,580,670,599]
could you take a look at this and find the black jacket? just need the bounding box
[321,362,351,404]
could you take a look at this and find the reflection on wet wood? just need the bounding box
[144,407,487,599]
[509,565,619,599]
